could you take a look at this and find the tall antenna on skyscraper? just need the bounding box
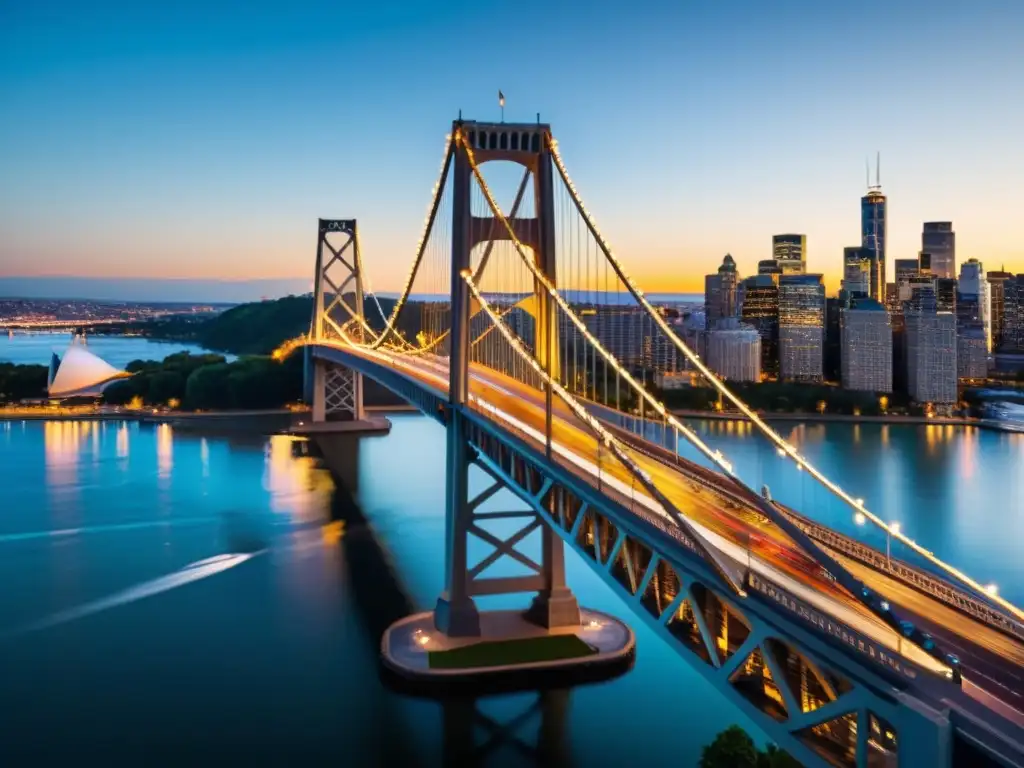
[865,157,870,191]
[876,151,881,188]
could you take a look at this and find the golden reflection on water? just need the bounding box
[116,422,129,459]
[157,424,173,482]
[959,427,977,479]
[263,435,333,522]
[44,421,85,483]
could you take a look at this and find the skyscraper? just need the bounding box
[935,278,957,314]
[772,234,807,275]
[705,318,762,382]
[757,259,783,276]
[778,274,825,382]
[957,258,992,352]
[704,254,739,329]
[894,258,918,285]
[861,170,886,301]
[918,251,933,276]
[1005,275,1024,352]
[841,298,892,393]
[842,246,871,298]
[987,269,1014,350]
[922,222,956,279]
[906,312,957,405]
[903,277,937,314]
[957,324,987,381]
[739,274,780,376]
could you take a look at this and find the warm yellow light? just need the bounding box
[890,522,901,535]
[854,512,866,525]
[986,584,999,597]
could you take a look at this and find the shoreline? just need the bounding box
[669,408,1023,432]
[0,403,419,424]
[2,404,1018,434]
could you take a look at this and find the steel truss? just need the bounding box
[310,219,365,421]
[458,408,953,768]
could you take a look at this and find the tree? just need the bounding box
[700,725,759,768]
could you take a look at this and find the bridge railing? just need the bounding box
[779,510,1024,643]
[605,413,1024,643]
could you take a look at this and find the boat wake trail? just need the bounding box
[0,551,264,641]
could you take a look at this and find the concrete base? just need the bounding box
[526,587,582,629]
[382,607,634,685]
[289,416,391,436]
[433,592,482,638]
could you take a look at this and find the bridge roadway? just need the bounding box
[323,342,1024,720]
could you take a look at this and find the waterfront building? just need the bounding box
[576,305,678,373]
[861,186,887,301]
[739,274,780,377]
[840,298,892,393]
[922,222,956,279]
[704,254,739,329]
[957,258,992,352]
[772,234,806,275]
[905,312,957,404]
[778,274,825,382]
[47,339,131,399]
[988,269,1014,350]
[705,318,761,382]
[1003,275,1024,352]
[842,246,871,298]
[957,323,988,381]
[824,297,844,382]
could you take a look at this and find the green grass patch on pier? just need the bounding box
[428,634,597,670]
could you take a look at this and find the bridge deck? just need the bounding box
[312,342,1024,723]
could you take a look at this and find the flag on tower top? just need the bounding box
[498,90,505,108]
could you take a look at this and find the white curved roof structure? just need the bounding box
[48,344,131,398]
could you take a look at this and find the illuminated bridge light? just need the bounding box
[987,584,999,597]
[890,522,901,535]
[854,512,866,526]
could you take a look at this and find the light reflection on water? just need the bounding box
[0,414,1019,764]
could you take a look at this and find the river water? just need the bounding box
[0,411,1021,765]
[0,338,1021,764]
[0,332,232,368]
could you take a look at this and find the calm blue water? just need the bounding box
[0,332,233,368]
[0,416,760,765]
[666,419,1024,605]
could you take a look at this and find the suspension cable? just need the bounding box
[460,133,972,668]
[461,269,747,596]
[547,137,1024,622]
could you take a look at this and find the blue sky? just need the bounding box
[1,0,1022,299]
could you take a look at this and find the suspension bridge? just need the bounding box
[279,117,1024,768]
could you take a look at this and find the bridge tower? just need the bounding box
[309,218,366,422]
[435,119,580,636]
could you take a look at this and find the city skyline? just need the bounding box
[2,1,1023,301]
